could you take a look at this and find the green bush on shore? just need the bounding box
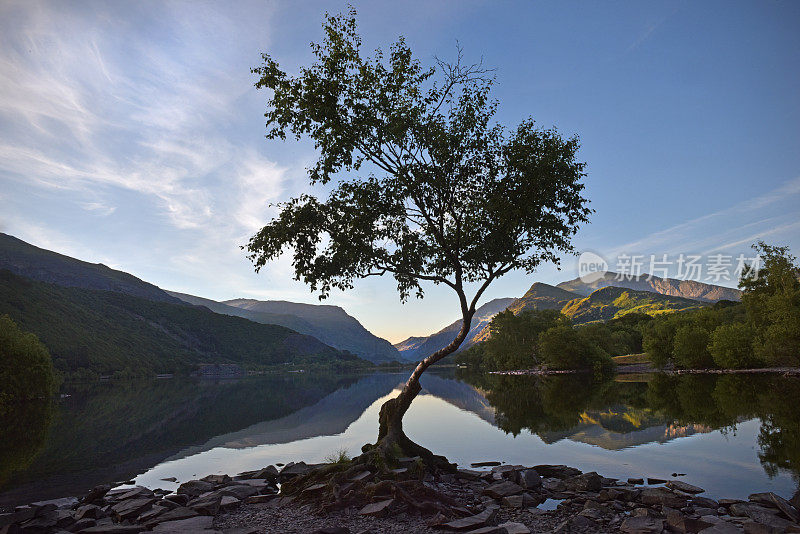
[0,314,57,403]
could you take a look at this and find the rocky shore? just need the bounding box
[2,461,800,534]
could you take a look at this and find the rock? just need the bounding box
[461,527,505,534]
[522,493,543,507]
[110,497,155,521]
[137,505,167,523]
[698,523,742,534]
[628,478,645,485]
[767,492,800,523]
[533,465,581,479]
[83,484,113,504]
[694,497,721,509]
[219,496,240,511]
[350,471,372,482]
[668,481,706,494]
[620,515,665,533]
[70,518,97,531]
[483,481,523,499]
[79,526,146,533]
[640,487,687,508]
[719,499,745,507]
[695,507,719,517]
[730,503,794,531]
[146,506,198,526]
[151,516,215,532]
[743,521,783,534]
[163,494,190,506]
[457,469,484,480]
[471,461,501,467]
[302,483,327,495]
[309,529,350,534]
[200,474,231,485]
[498,522,530,534]
[579,508,604,520]
[245,495,278,504]
[176,480,215,498]
[161,477,177,482]
[565,472,602,492]
[114,487,154,501]
[187,492,221,515]
[443,508,498,531]
[223,529,260,534]
[647,477,667,484]
[519,469,541,490]
[251,466,279,482]
[75,504,102,520]
[541,478,566,492]
[218,484,261,500]
[502,495,523,508]
[748,493,778,507]
[553,516,596,533]
[359,499,394,517]
[279,461,312,480]
[667,509,715,533]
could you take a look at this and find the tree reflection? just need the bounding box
[457,370,800,481]
[0,400,52,487]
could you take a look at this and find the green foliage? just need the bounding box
[672,325,714,369]
[709,323,760,369]
[740,241,800,366]
[0,314,56,402]
[0,270,365,377]
[538,324,613,372]
[561,286,705,324]
[247,8,591,376]
[482,309,569,369]
[324,447,351,464]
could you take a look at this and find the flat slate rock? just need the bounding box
[471,461,502,467]
[620,516,665,533]
[152,515,215,532]
[359,498,394,516]
[499,521,531,534]
[667,481,706,494]
[483,481,523,499]
[79,526,146,533]
[110,497,156,520]
[443,508,498,531]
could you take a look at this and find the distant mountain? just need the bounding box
[0,270,363,376]
[561,286,707,324]
[395,297,515,361]
[0,233,181,304]
[557,271,741,302]
[219,298,401,364]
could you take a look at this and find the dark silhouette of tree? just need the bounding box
[247,8,591,467]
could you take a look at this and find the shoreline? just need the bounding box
[489,367,800,376]
[3,461,799,534]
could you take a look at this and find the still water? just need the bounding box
[1,370,798,508]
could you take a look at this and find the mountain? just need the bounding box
[557,271,741,302]
[395,297,515,361]
[469,283,579,345]
[220,298,401,364]
[0,270,364,376]
[560,286,707,324]
[0,233,181,304]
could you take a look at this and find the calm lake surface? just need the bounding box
[2,370,798,508]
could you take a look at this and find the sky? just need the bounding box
[1,0,799,343]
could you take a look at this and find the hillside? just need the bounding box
[220,298,401,364]
[557,271,741,302]
[0,270,363,376]
[470,283,579,345]
[561,286,707,324]
[0,233,181,304]
[395,297,515,361]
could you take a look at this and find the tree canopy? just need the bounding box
[247,9,591,319]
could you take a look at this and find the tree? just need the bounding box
[538,324,612,372]
[0,314,56,403]
[483,309,568,370]
[739,241,800,366]
[672,325,714,369]
[247,9,591,469]
[709,323,759,369]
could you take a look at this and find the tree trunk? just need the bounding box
[364,309,474,471]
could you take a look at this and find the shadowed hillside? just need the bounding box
[561,286,706,323]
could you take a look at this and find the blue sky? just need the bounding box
[1,1,798,342]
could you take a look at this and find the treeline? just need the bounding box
[457,241,799,372]
[455,309,651,372]
[642,242,799,369]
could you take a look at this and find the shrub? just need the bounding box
[709,323,761,369]
[538,324,612,371]
[672,325,714,369]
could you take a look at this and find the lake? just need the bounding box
[1,370,798,508]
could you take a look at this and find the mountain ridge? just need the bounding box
[557,271,741,302]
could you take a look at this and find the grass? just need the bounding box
[324,447,351,464]
[612,353,651,365]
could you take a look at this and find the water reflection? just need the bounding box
[1,370,798,508]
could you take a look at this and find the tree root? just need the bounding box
[280,435,465,519]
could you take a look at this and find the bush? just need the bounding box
[672,325,714,369]
[482,309,569,370]
[538,324,613,372]
[0,314,57,402]
[709,323,761,369]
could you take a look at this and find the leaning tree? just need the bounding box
[247,9,591,471]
